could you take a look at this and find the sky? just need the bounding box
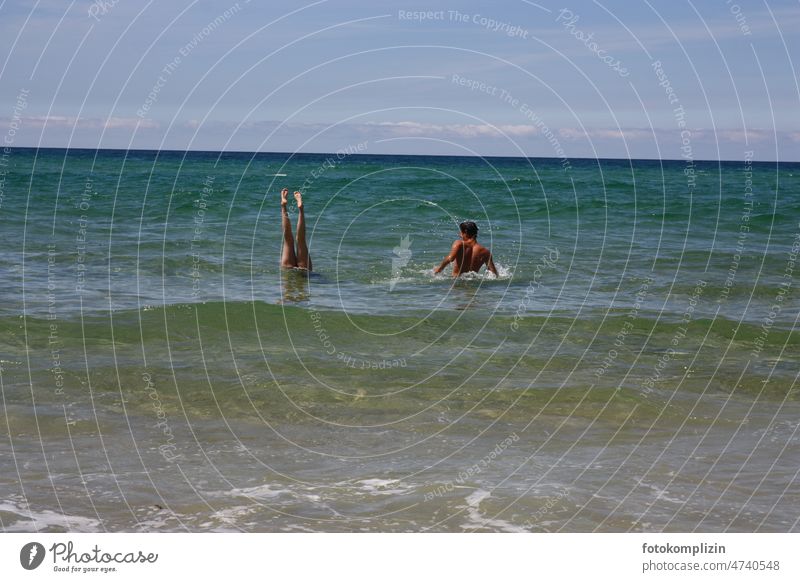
[1,0,798,161]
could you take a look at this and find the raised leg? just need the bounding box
[280,188,298,268]
[294,191,312,271]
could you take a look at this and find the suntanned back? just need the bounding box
[452,239,492,276]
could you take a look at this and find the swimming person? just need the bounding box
[434,220,498,277]
[280,188,312,271]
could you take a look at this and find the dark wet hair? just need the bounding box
[459,221,478,238]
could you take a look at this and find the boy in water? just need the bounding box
[434,220,498,277]
[280,188,312,271]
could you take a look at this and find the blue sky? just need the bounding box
[1,0,798,160]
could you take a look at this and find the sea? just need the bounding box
[1,147,798,532]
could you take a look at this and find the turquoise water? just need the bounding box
[1,147,798,532]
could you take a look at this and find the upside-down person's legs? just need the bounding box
[294,191,312,271]
[280,188,298,268]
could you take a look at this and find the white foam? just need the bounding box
[465,489,491,506]
[354,478,413,496]
[208,505,258,529]
[460,489,527,533]
[427,265,512,282]
[225,484,292,500]
[281,523,318,532]
[206,483,327,510]
[0,501,101,532]
[636,480,684,504]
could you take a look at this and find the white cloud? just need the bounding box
[12,116,158,130]
[364,121,540,138]
[559,127,653,140]
[104,117,158,129]
[718,129,774,142]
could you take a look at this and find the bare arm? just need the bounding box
[434,240,462,274]
[486,253,498,277]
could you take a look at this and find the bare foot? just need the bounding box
[293,191,303,209]
[280,188,289,206]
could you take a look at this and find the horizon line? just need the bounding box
[6,145,798,165]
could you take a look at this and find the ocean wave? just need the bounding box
[0,497,102,532]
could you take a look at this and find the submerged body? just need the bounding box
[280,188,312,271]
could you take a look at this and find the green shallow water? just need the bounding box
[1,148,799,532]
